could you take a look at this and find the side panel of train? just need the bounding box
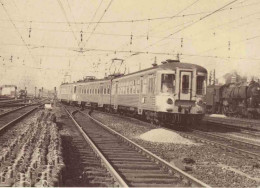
[59,84,76,103]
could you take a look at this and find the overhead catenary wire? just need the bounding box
[1,41,260,61]
[56,0,81,47]
[0,1,256,25]
[84,0,114,44]
[145,0,240,50]
[1,0,260,79]
[85,0,104,32]
[198,35,260,54]
[0,0,38,64]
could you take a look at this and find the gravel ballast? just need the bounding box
[91,111,260,187]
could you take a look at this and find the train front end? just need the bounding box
[155,60,207,125]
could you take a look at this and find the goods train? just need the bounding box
[59,59,207,126]
[0,85,17,98]
[205,81,260,118]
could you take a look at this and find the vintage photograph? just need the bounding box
[0,0,259,187]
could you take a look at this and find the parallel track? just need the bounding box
[0,105,42,133]
[64,106,209,187]
[179,129,260,160]
[203,116,260,132]
[87,109,260,161]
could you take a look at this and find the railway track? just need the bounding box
[203,116,260,132]
[64,106,209,187]
[177,129,260,160]
[0,104,41,132]
[200,121,260,138]
[86,109,260,162]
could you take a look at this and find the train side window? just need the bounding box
[74,86,76,93]
[196,76,205,95]
[148,77,155,94]
[107,87,110,94]
[104,88,107,94]
[115,83,118,94]
[141,79,144,94]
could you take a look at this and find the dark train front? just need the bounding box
[205,81,260,119]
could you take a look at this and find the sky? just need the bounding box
[0,0,259,93]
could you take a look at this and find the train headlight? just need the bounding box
[167,98,173,105]
[196,98,203,106]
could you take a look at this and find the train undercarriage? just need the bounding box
[61,100,204,127]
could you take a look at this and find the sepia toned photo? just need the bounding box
[0,0,259,187]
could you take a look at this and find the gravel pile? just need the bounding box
[92,111,260,187]
[139,128,196,145]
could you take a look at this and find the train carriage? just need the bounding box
[59,83,77,104]
[60,59,207,126]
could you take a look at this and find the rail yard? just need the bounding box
[1,0,260,187]
[1,100,259,187]
[0,59,259,187]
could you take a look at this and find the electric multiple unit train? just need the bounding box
[59,59,207,126]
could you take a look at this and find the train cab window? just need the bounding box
[197,76,205,95]
[161,74,175,93]
[182,75,189,94]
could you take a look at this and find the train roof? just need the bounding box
[125,60,207,77]
[61,60,207,86]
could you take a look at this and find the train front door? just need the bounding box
[179,71,192,100]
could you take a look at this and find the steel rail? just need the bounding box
[83,111,210,187]
[203,116,260,131]
[64,107,129,187]
[0,105,41,133]
[177,131,260,160]
[190,128,260,150]
[0,105,29,117]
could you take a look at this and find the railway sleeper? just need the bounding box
[111,161,155,165]
[125,177,180,184]
[109,158,149,162]
[114,163,160,170]
[122,172,175,178]
[130,182,185,187]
